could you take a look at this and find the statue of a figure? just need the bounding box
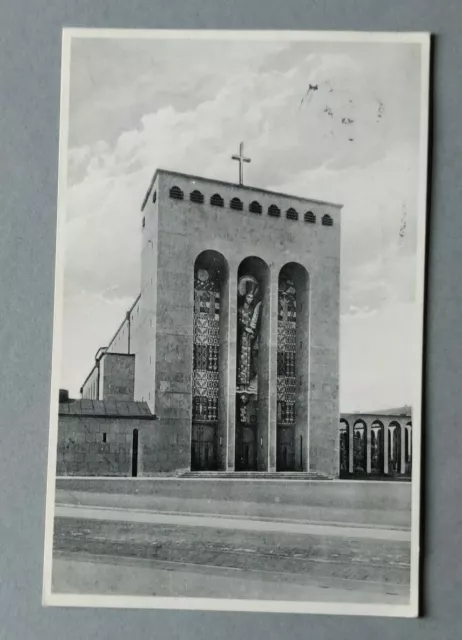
[237,275,262,393]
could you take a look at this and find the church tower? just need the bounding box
[136,164,342,477]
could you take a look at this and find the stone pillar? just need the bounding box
[389,425,396,469]
[366,420,372,475]
[216,262,231,471]
[400,423,406,475]
[226,268,238,471]
[307,261,340,478]
[348,422,354,474]
[257,266,279,471]
[384,424,389,475]
[293,266,310,472]
[268,267,279,471]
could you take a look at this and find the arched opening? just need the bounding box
[169,185,184,200]
[191,250,229,471]
[131,429,139,477]
[405,422,412,475]
[322,214,333,226]
[230,197,243,211]
[210,193,224,207]
[268,204,281,217]
[190,189,204,204]
[235,256,270,471]
[276,262,309,472]
[339,419,350,476]
[286,207,299,221]
[370,420,385,475]
[388,421,402,475]
[304,211,316,224]
[353,420,367,475]
[249,200,262,214]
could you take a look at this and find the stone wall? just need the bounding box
[136,184,159,410]
[100,353,135,402]
[56,400,160,477]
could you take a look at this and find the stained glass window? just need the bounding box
[192,267,221,424]
[277,278,297,426]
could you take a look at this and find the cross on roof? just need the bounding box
[231,142,251,186]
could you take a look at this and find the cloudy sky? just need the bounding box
[59,34,426,412]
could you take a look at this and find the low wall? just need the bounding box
[55,476,412,514]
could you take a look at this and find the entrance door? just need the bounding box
[191,423,217,471]
[277,426,295,471]
[235,424,257,471]
[131,429,139,477]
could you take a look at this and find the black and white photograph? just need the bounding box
[43,29,430,616]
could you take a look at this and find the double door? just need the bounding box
[191,423,217,471]
[235,424,257,471]
[276,425,295,471]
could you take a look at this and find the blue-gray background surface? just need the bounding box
[0,1,460,638]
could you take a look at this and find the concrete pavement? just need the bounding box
[52,552,410,604]
[55,503,410,541]
[55,488,412,529]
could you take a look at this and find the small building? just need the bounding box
[57,399,156,477]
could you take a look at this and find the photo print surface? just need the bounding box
[43,29,430,617]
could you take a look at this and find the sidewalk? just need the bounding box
[55,503,411,541]
[55,488,411,529]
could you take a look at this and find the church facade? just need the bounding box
[76,168,342,478]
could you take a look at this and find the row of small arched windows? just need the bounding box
[168,185,333,226]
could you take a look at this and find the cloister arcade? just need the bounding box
[339,413,412,479]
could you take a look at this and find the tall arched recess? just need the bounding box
[235,256,270,471]
[191,250,229,471]
[388,420,403,476]
[371,420,385,475]
[277,262,309,472]
[339,419,350,476]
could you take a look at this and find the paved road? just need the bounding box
[55,503,410,541]
[52,553,410,604]
[51,490,411,602]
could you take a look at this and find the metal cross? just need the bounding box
[231,142,251,186]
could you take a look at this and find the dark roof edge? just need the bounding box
[103,352,136,358]
[340,413,412,420]
[59,412,156,420]
[141,168,344,210]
